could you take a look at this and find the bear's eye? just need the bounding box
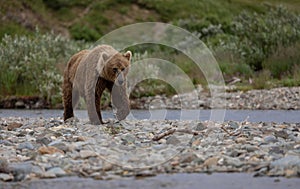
[121,68,125,72]
[113,68,118,73]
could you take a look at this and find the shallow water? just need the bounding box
[2,173,300,189]
[0,109,300,123]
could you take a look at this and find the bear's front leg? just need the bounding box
[85,85,101,125]
[95,77,108,124]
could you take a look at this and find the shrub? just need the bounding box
[0,29,87,105]
[252,70,273,89]
[70,24,101,41]
[263,43,300,79]
[231,5,300,71]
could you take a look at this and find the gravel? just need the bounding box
[131,86,300,110]
[0,116,299,182]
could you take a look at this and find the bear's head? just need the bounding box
[98,50,132,121]
[99,51,131,85]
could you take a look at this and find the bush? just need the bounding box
[70,24,101,41]
[231,6,300,71]
[0,29,87,105]
[43,0,91,10]
[263,43,300,79]
[252,70,272,89]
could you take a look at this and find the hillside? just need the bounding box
[1,0,300,40]
[1,0,300,106]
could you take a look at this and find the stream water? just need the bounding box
[0,109,299,123]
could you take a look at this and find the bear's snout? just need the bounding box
[117,73,125,85]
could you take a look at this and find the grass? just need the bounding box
[2,0,299,40]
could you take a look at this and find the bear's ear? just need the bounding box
[97,52,109,74]
[101,52,109,62]
[123,51,132,61]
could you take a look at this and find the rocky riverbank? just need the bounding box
[131,86,300,110]
[0,117,299,182]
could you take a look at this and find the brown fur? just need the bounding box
[63,45,131,124]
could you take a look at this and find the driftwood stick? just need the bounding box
[152,128,199,141]
[221,125,242,136]
[221,126,231,135]
[152,129,176,141]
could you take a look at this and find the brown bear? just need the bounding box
[62,45,131,124]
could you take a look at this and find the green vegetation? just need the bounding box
[1,0,300,106]
[0,30,88,105]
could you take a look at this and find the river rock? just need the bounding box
[228,121,239,129]
[38,146,64,155]
[193,122,207,131]
[224,156,243,168]
[166,136,181,145]
[0,140,13,146]
[264,135,278,143]
[48,140,68,152]
[203,157,219,167]
[121,134,136,144]
[9,162,35,181]
[180,152,197,163]
[36,137,51,145]
[0,158,9,173]
[236,137,247,144]
[0,173,13,181]
[0,116,299,181]
[79,150,97,159]
[275,130,289,139]
[7,122,22,131]
[46,167,66,177]
[270,155,300,169]
[132,86,300,110]
[15,100,25,108]
[16,142,34,150]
